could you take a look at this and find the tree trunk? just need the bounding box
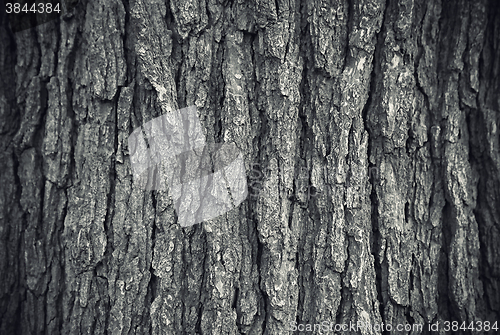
[1,0,499,334]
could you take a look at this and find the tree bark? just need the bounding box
[0,0,499,334]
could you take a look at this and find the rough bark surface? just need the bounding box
[0,0,499,334]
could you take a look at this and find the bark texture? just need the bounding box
[0,0,499,334]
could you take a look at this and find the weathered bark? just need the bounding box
[0,0,499,334]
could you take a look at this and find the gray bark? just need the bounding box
[0,0,499,334]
